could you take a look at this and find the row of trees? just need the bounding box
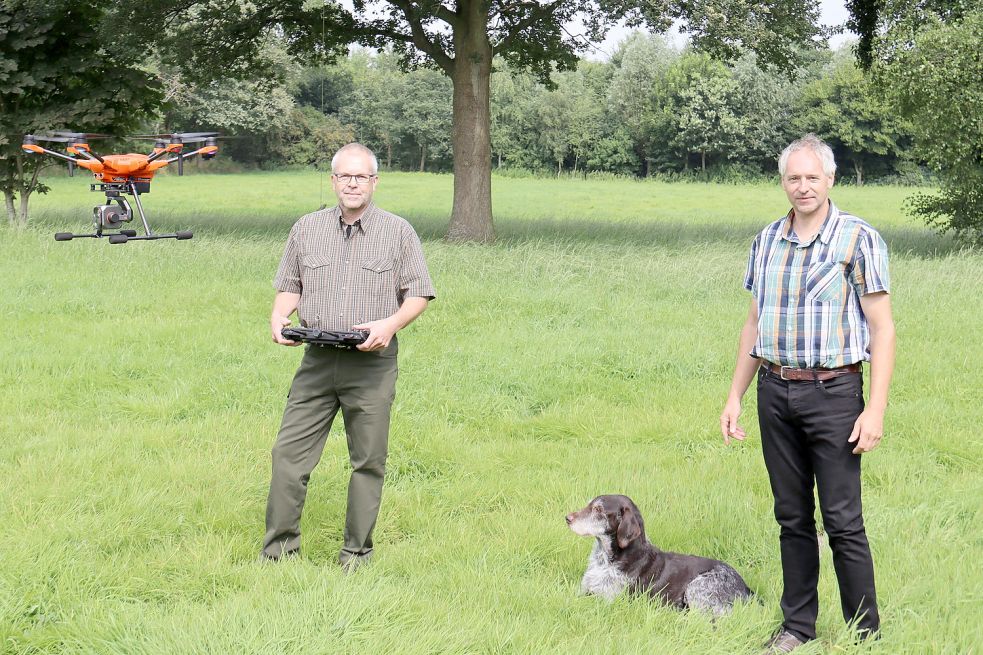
[490,39,908,184]
[2,0,980,242]
[170,40,912,187]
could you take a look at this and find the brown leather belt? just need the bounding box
[762,362,862,381]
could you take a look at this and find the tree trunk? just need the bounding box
[572,153,578,175]
[18,192,30,226]
[4,190,16,223]
[446,7,495,243]
[854,160,863,186]
[419,143,427,172]
[12,154,29,226]
[386,139,393,169]
[701,150,706,171]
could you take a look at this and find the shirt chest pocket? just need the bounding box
[361,257,396,293]
[300,254,332,291]
[805,261,844,303]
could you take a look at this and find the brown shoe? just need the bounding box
[761,630,806,653]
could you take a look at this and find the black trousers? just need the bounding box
[756,366,879,641]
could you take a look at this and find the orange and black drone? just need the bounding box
[22,131,219,243]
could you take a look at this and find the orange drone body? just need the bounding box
[21,131,220,243]
[21,143,218,184]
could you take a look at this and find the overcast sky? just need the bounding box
[584,0,854,60]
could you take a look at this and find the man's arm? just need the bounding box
[720,299,761,444]
[271,291,302,346]
[353,296,429,352]
[849,291,895,454]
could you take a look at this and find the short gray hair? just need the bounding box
[778,134,836,177]
[331,143,379,175]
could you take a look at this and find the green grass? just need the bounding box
[2,172,981,654]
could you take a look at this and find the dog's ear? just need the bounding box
[616,506,642,548]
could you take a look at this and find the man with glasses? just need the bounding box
[720,135,895,652]
[261,143,435,569]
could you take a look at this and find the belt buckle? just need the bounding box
[779,365,793,381]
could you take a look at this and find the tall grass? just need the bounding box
[1,172,980,654]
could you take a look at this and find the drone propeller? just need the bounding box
[24,134,74,144]
[131,131,221,143]
[49,131,112,139]
[24,133,109,144]
[130,132,225,174]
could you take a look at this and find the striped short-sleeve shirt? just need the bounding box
[274,204,436,331]
[743,201,890,368]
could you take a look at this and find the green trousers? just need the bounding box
[262,339,398,564]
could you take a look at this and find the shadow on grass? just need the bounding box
[427,216,967,258]
[30,210,969,258]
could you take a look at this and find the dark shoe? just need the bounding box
[761,629,806,654]
[339,552,371,574]
[257,548,299,563]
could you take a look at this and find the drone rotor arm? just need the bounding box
[21,143,79,164]
[181,144,218,159]
[73,147,105,164]
[146,148,170,163]
[162,152,201,165]
[185,146,218,157]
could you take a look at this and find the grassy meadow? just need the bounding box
[1,171,981,654]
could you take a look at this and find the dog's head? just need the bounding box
[565,494,646,549]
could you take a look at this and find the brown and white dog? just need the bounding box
[566,494,752,615]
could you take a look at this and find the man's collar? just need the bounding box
[780,200,837,245]
[817,200,840,244]
[334,203,376,234]
[338,214,362,237]
[779,210,795,242]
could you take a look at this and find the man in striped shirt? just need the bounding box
[261,143,436,569]
[720,135,896,653]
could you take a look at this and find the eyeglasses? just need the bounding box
[333,173,376,186]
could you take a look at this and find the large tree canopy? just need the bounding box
[0,0,161,224]
[848,0,971,68]
[878,9,982,242]
[848,0,982,242]
[115,0,823,241]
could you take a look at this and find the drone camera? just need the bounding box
[93,198,133,231]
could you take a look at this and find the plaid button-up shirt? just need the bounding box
[273,204,436,331]
[744,201,890,368]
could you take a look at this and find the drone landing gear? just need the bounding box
[54,230,193,243]
[53,181,194,244]
[54,229,193,243]
[55,229,135,241]
[108,231,193,244]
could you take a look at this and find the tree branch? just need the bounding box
[388,0,455,71]
[357,24,416,46]
[25,161,49,196]
[492,0,565,55]
[434,3,461,29]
